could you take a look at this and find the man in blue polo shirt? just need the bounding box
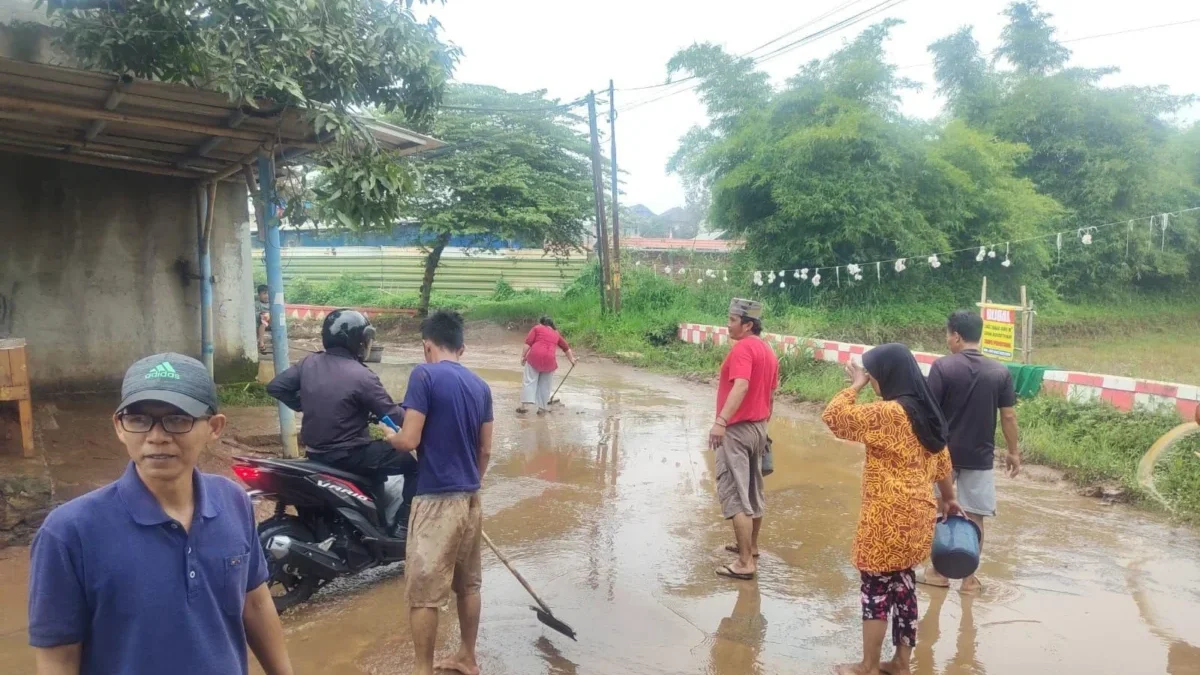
[27,353,293,675]
[386,311,493,675]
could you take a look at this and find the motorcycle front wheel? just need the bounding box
[258,516,322,613]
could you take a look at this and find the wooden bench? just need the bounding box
[0,338,34,458]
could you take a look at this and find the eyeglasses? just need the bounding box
[118,413,209,434]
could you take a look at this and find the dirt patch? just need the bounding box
[0,455,51,548]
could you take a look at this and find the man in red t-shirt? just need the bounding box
[710,298,779,581]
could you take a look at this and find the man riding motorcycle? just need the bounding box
[266,309,417,533]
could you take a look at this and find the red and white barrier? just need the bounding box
[1041,371,1198,419]
[678,323,940,373]
[677,322,1198,418]
[285,304,417,321]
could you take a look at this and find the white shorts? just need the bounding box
[935,468,997,517]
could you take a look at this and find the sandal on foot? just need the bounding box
[715,565,755,581]
[915,570,950,588]
[724,544,760,557]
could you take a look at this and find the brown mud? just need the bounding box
[1,329,1198,673]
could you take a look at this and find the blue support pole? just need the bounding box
[197,184,215,375]
[257,154,300,457]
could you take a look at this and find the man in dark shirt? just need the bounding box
[266,309,417,530]
[920,310,1021,593]
[28,353,292,675]
[386,310,493,675]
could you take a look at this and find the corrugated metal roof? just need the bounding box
[0,56,441,181]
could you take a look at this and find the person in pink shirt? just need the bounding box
[519,316,576,415]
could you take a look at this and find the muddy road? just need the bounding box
[2,331,1200,674]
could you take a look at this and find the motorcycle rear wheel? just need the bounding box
[259,517,322,613]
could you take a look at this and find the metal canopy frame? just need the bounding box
[0,56,442,457]
[0,57,441,180]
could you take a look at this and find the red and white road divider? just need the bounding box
[283,304,417,322]
[677,323,1198,419]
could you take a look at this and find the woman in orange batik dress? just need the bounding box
[822,343,965,675]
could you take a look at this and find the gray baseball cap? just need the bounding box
[118,353,219,417]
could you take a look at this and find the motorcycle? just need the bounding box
[231,454,410,612]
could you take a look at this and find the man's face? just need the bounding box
[114,401,226,483]
[727,314,747,339]
[946,329,964,354]
[258,290,269,303]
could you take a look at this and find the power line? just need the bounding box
[897,17,1200,71]
[619,10,1198,114]
[614,0,878,93]
[438,95,591,114]
[620,0,908,113]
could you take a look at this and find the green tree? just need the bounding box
[391,85,594,315]
[995,1,1070,75]
[43,0,459,230]
[665,43,772,222]
[931,2,1200,297]
[928,27,998,124]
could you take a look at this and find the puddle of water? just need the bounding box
[2,350,1199,674]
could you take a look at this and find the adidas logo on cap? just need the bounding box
[145,362,181,380]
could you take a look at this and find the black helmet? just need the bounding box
[322,309,376,362]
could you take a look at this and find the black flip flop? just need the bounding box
[715,565,755,581]
[724,544,760,558]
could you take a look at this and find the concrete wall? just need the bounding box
[0,152,256,392]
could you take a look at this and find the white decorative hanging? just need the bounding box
[635,260,642,266]
[836,267,841,287]
[1079,229,1092,246]
[1001,242,1011,267]
[847,263,862,276]
[779,270,786,278]
[876,261,881,281]
[927,254,941,269]
[812,271,821,287]
[705,269,715,278]
[722,271,728,282]
[779,281,786,288]
[976,246,986,262]
[752,270,763,286]
[793,269,801,279]
[1056,232,1063,263]
[800,268,810,280]
[697,278,703,285]
[894,258,907,273]
[988,246,997,259]
[767,271,776,284]
[1162,213,1169,251]
[678,267,687,275]
[664,266,672,275]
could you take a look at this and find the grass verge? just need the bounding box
[1016,395,1200,521]
[218,382,275,408]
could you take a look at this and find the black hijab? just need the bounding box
[862,343,948,453]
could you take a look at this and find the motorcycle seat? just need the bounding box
[256,458,376,489]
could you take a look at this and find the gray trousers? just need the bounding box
[522,362,554,410]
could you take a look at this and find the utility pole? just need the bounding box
[608,80,622,314]
[258,154,299,458]
[586,91,610,313]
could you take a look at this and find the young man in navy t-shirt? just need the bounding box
[386,310,493,675]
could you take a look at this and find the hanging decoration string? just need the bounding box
[746,206,1199,287]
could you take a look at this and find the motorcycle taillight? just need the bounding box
[232,463,262,485]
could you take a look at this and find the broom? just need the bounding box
[547,363,575,405]
[481,531,577,641]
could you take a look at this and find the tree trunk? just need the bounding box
[418,233,451,317]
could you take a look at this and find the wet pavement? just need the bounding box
[3,331,1200,673]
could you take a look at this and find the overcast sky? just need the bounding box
[422,0,1199,214]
